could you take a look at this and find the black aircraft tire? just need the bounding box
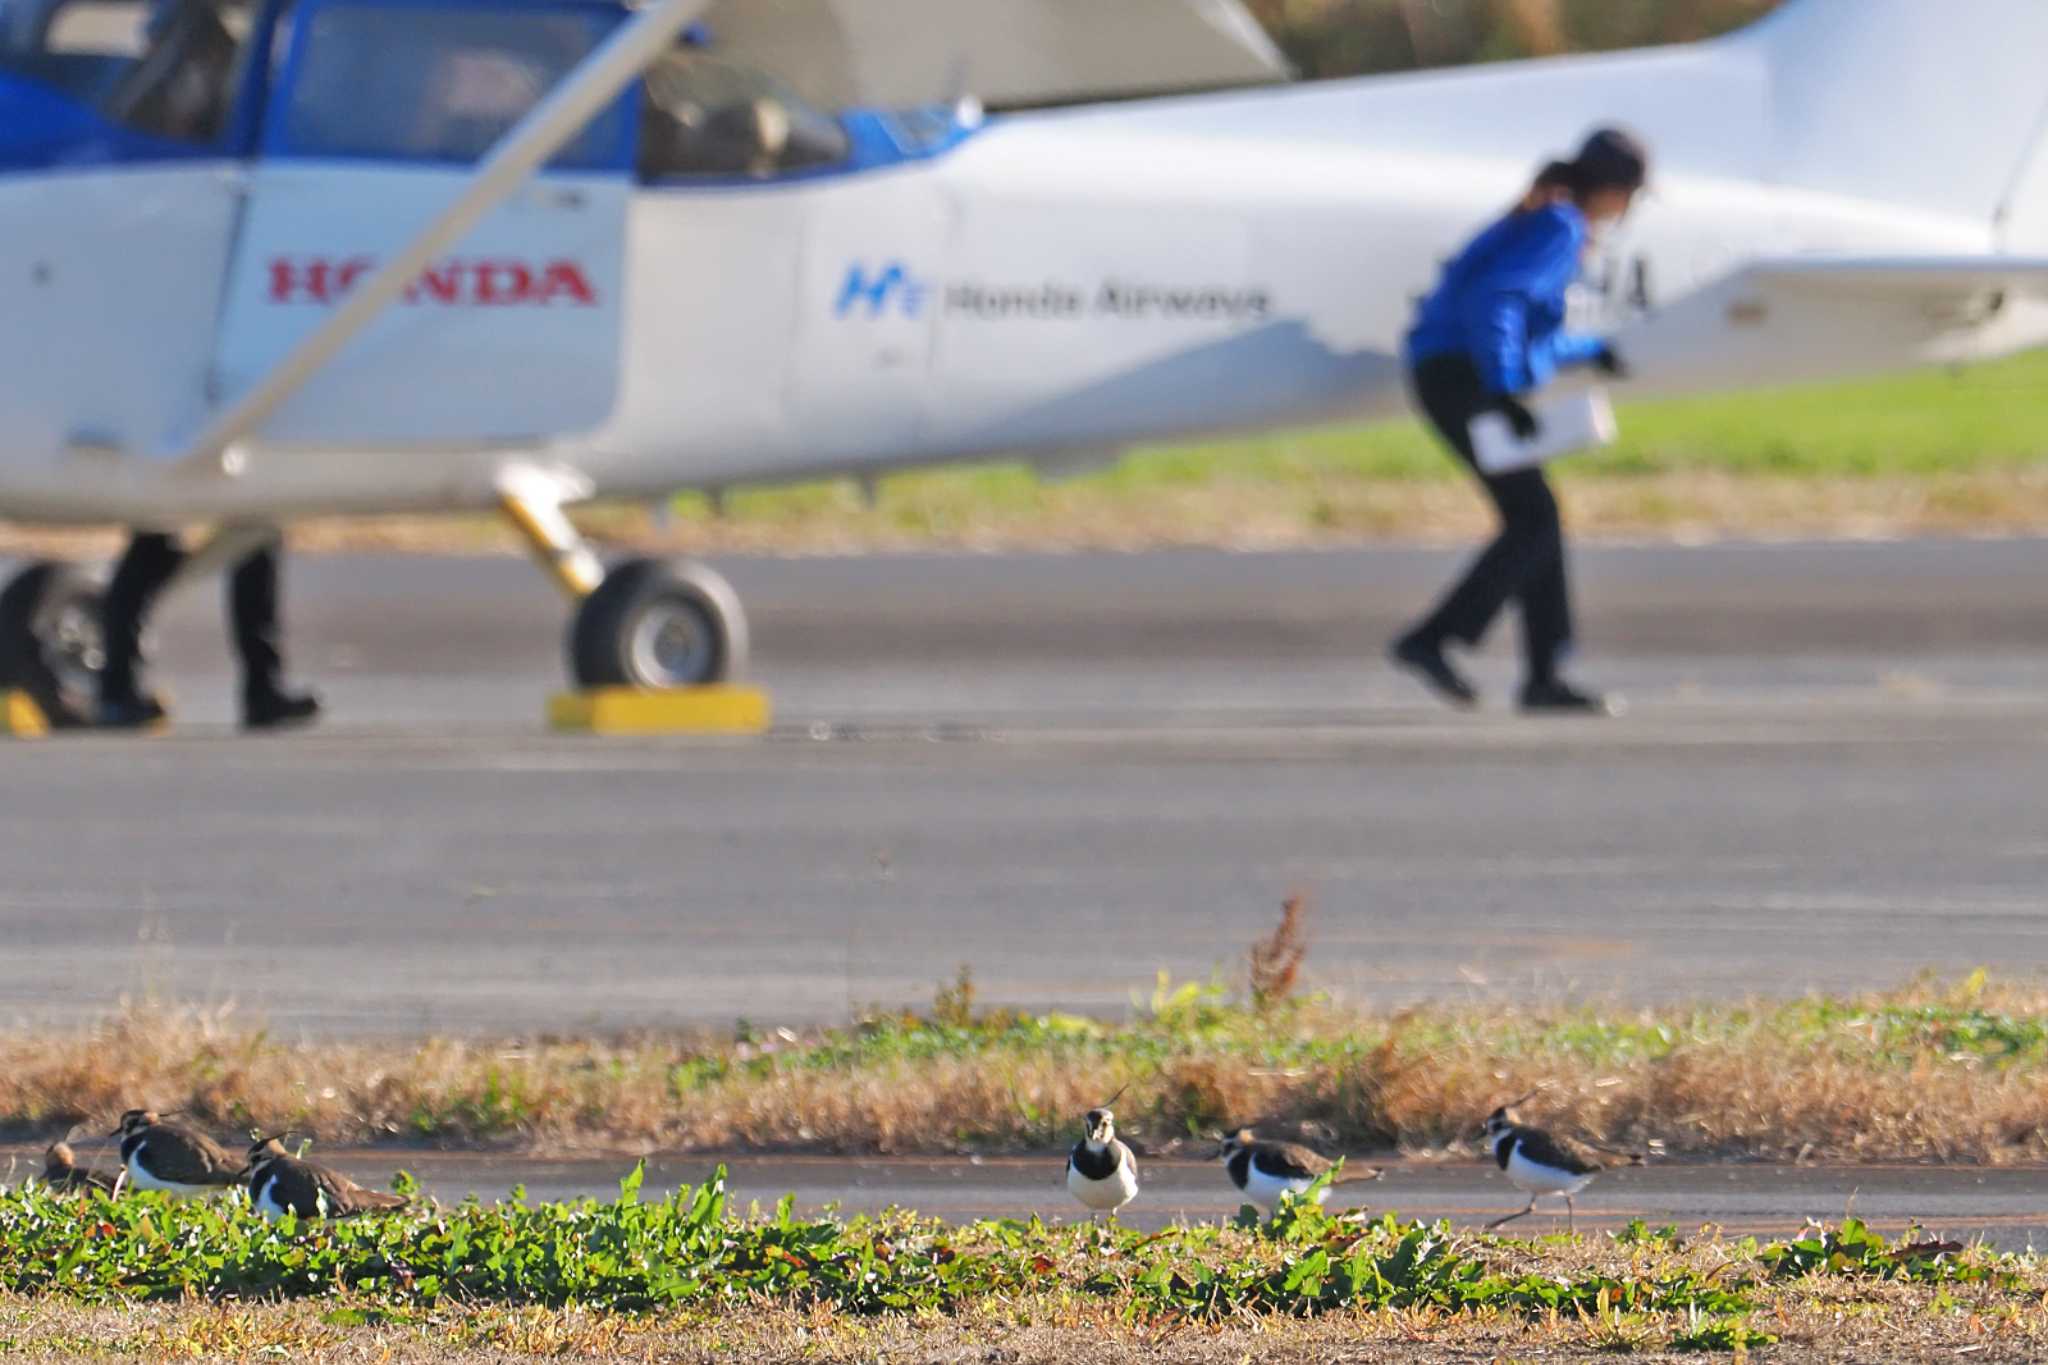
[568,558,748,690]
[0,562,105,728]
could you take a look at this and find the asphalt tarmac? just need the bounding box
[1,539,2046,1035]
[11,1146,2047,1251]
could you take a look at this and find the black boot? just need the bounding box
[244,686,321,732]
[1519,678,1620,716]
[232,544,319,731]
[98,533,184,731]
[98,693,169,731]
[1389,631,1479,709]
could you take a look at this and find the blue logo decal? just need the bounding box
[835,261,928,319]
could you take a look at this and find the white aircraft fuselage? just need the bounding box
[2,0,2045,529]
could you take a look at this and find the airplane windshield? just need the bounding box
[637,46,849,180]
[277,6,623,168]
[0,0,965,175]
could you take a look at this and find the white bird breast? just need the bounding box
[1240,1161,1324,1211]
[253,1178,295,1222]
[124,1148,212,1197]
[1067,1152,1139,1211]
[1505,1143,1595,1198]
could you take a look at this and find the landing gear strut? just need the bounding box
[498,477,749,691]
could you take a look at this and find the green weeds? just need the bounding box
[5,1161,2043,1365]
[0,1164,1961,1323]
[2,1177,2042,1361]
[1760,1219,2010,1287]
[1668,1309,1779,1353]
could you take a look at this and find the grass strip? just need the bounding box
[6,966,2048,1163]
[654,351,2048,546]
[2,1171,2042,1359]
[8,356,2047,565]
[0,1164,2016,1317]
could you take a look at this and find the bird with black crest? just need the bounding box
[1219,1129,1382,1212]
[1065,1086,1139,1217]
[1482,1090,1643,1232]
[111,1109,246,1196]
[245,1133,410,1222]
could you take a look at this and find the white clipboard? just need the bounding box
[1469,389,1618,475]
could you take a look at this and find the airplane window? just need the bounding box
[637,50,848,180]
[0,0,245,141]
[105,0,239,141]
[279,7,625,168]
[0,8,141,104]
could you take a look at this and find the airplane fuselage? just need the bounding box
[0,0,2042,526]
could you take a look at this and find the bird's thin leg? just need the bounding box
[1565,1195,1575,1234]
[1486,1197,1537,1230]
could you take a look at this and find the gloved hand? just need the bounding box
[1496,394,1540,441]
[1593,344,1629,379]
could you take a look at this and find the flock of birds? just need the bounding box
[1069,1095,1643,1230]
[33,1097,1638,1232]
[42,1111,408,1220]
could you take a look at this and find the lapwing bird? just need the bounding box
[246,1137,409,1222]
[111,1110,246,1196]
[1220,1129,1382,1212]
[1482,1101,1643,1233]
[1065,1106,1139,1217]
[41,1141,118,1196]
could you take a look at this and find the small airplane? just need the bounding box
[1,0,2044,723]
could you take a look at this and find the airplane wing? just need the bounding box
[1610,256,2048,399]
[1738,258,2048,297]
[692,0,1289,112]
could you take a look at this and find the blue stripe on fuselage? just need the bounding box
[0,73,223,173]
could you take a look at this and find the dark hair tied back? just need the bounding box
[1568,126,1650,194]
[1519,159,1579,211]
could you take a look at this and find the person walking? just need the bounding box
[98,531,320,732]
[1390,127,1648,714]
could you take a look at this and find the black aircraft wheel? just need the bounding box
[568,558,749,690]
[0,562,106,728]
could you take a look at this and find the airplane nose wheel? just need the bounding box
[0,561,106,728]
[568,558,748,690]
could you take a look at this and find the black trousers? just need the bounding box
[100,532,287,703]
[1404,354,1573,682]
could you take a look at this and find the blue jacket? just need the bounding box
[1405,202,1607,396]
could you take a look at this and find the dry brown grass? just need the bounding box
[1248,895,1311,1012]
[6,972,2048,1165]
[3,1281,2044,1363]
